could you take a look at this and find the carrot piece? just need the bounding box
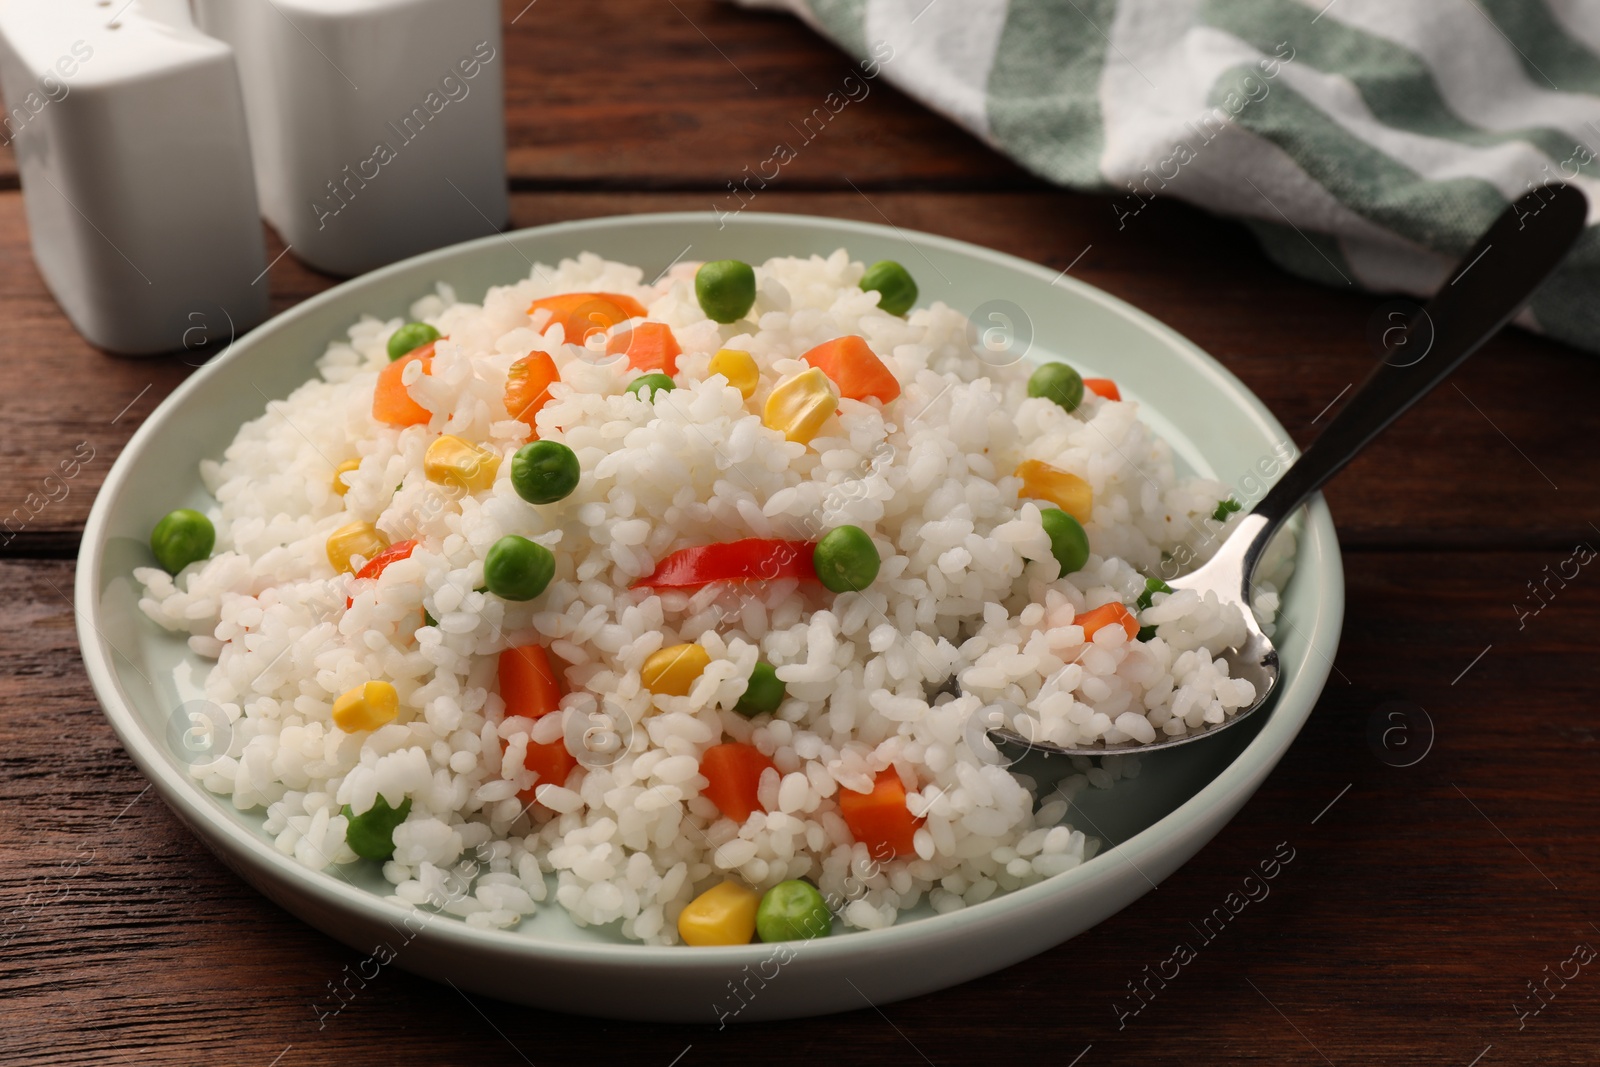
[1084,378,1121,401]
[518,738,579,804]
[527,292,647,346]
[606,321,682,375]
[504,350,561,433]
[800,336,901,404]
[699,742,775,823]
[838,768,921,860]
[372,343,435,427]
[494,645,577,807]
[1078,602,1139,642]
[499,644,564,720]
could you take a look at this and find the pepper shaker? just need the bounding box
[191,0,508,278]
[0,0,268,355]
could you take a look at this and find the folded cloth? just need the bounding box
[741,0,1600,353]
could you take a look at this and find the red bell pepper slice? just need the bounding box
[633,538,818,590]
[345,539,418,607]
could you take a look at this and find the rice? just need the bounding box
[135,249,1293,943]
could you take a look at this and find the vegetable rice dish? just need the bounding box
[136,249,1293,945]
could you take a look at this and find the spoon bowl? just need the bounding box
[986,512,1282,758]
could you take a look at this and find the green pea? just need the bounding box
[695,260,757,324]
[1040,508,1090,575]
[1027,362,1085,413]
[1136,576,1172,611]
[859,260,918,316]
[150,508,215,574]
[386,322,440,361]
[1211,497,1243,522]
[342,794,411,861]
[813,525,880,593]
[755,879,832,943]
[511,440,581,505]
[483,534,555,601]
[625,373,676,401]
[734,661,787,718]
[1137,625,1158,643]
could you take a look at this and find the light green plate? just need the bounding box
[76,212,1343,1022]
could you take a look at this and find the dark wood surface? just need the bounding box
[4,2,1598,1064]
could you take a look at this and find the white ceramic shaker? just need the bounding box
[0,0,268,355]
[191,0,508,278]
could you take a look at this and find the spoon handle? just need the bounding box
[1238,184,1589,574]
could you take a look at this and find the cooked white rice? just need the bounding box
[136,249,1293,941]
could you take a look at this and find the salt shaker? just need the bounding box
[191,0,508,278]
[0,0,268,356]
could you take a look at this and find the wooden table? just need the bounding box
[4,3,1598,1063]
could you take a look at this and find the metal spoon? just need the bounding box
[985,183,1589,758]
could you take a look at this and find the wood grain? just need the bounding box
[3,552,1596,1066]
[2,0,1598,1063]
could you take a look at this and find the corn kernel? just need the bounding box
[332,458,361,496]
[1014,459,1093,523]
[678,880,761,946]
[332,680,400,732]
[763,367,836,445]
[709,348,759,399]
[424,434,501,494]
[641,642,711,697]
[326,521,390,574]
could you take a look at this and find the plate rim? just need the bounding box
[75,209,1344,970]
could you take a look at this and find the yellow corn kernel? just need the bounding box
[331,680,400,732]
[424,435,501,494]
[1014,459,1093,523]
[332,458,361,496]
[678,880,762,946]
[709,348,759,399]
[763,367,837,445]
[641,643,711,697]
[326,521,390,575]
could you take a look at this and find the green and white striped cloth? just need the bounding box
[743,0,1600,353]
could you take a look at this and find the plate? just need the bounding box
[76,211,1343,1022]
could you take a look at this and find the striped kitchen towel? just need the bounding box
[740,0,1600,353]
